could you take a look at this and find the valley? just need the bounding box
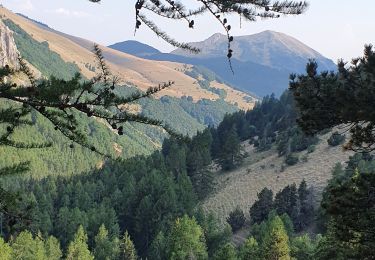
[0,2,373,259]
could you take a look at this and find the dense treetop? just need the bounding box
[290,45,375,152]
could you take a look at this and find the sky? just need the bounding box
[1,0,374,62]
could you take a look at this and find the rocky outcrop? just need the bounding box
[0,18,19,69]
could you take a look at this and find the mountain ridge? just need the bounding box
[171,30,335,72]
[109,31,336,96]
[0,7,256,111]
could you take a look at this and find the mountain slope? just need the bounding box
[203,131,352,225]
[0,7,258,178]
[172,31,336,72]
[111,32,336,97]
[1,7,256,110]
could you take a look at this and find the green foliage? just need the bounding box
[290,45,375,152]
[194,209,232,257]
[297,180,315,231]
[185,65,223,84]
[121,231,138,260]
[327,131,345,147]
[280,213,294,237]
[11,231,47,260]
[261,215,291,260]
[94,225,120,260]
[240,236,260,260]
[211,91,319,165]
[44,236,63,260]
[217,125,243,170]
[167,215,208,260]
[274,184,298,226]
[250,181,314,233]
[285,153,299,166]
[148,232,167,260]
[66,225,94,260]
[250,188,274,224]
[213,243,238,260]
[226,206,246,232]
[291,234,315,260]
[320,161,375,258]
[0,237,13,260]
[313,231,346,260]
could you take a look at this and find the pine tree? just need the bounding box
[274,184,299,226]
[218,125,242,171]
[0,237,12,260]
[66,225,94,260]
[321,167,375,258]
[226,206,246,232]
[44,236,62,260]
[290,45,375,152]
[121,231,138,260]
[167,215,208,260]
[250,188,274,224]
[297,180,314,231]
[240,236,260,260]
[291,234,315,260]
[11,230,47,260]
[148,232,167,260]
[261,216,291,260]
[94,224,120,260]
[213,243,238,260]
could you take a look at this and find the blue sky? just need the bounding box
[2,0,374,61]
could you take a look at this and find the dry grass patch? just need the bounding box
[202,132,353,225]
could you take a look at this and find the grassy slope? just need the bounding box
[0,7,257,109]
[0,17,241,178]
[202,131,353,225]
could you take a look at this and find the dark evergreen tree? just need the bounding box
[274,184,299,226]
[250,188,274,224]
[218,125,242,171]
[226,206,246,232]
[94,224,120,260]
[290,45,375,152]
[297,180,314,231]
[321,167,375,258]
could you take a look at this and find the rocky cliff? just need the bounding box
[0,18,19,69]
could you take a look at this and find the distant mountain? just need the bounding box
[110,31,336,97]
[109,40,161,57]
[172,31,336,73]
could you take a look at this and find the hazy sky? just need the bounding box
[2,0,374,62]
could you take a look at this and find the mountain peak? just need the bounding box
[108,40,161,57]
[171,30,335,72]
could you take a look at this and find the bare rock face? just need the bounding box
[0,18,19,69]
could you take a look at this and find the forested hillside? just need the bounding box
[1,89,370,259]
[0,1,374,259]
[0,17,242,178]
